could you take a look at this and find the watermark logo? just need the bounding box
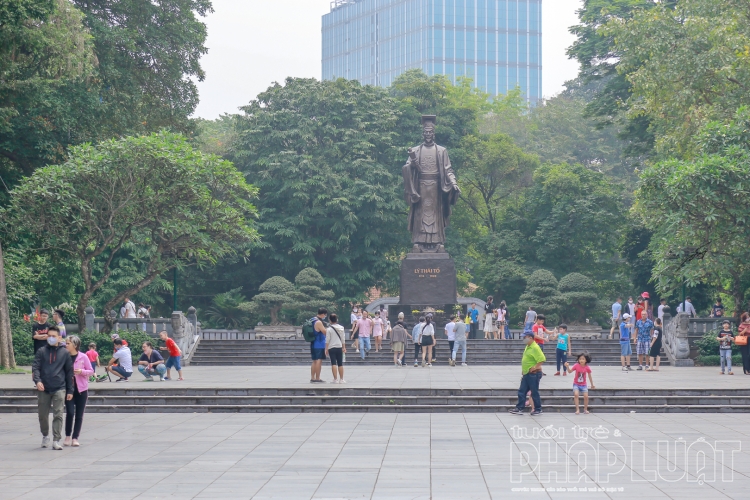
[509,425,740,485]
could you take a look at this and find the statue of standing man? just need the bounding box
[402,115,460,253]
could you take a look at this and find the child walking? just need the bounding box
[565,353,595,414]
[717,320,734,375]
[554,324,571,376]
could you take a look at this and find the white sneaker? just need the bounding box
[332,379,339,384]
[339,379,346,384]
[41,436,50,448]
[462,363,468,366]
[52,441,63,450]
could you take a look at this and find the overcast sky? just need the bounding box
[194,0,583,119]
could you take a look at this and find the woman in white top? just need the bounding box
[372,312,384,352]
[484,296,495,339]
[496,304,506,341]
[418,315,436,367]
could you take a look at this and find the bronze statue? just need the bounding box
[402,115,460,253]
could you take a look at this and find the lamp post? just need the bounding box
[173,267,178,312]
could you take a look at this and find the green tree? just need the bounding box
[502,163,623,279]
[518,269,561,320]
[3,131,258,330]
[204,288,249,329]
[0,0,96,187]
[566,0,664,159]
[458,133,538,232]
[285,268,335,324]
[608,0,750,156]
[0,0,212,183]
[638,109,750,320]
[231,78,407,303]
[556,273,598,323]
[242,276,295,325]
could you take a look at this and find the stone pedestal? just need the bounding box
[399,253,457,306]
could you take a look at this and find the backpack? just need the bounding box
[302,317,319,342]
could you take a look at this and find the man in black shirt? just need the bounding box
[712,299,725,318]
[32,326,73,450]
[137,341,166,381]
[31,309,51,354]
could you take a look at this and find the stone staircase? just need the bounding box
[190,338,670,367]
[1,387,745,413]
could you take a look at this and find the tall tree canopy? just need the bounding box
[0,0,212,187]
[231,78,407,303]
[3,131,258,328]
[638,109,750,319]
[608,0,750,157]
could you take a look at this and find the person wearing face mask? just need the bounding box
[32,326,73,450]
[626,297,636,321]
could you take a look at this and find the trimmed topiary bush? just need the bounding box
[556,272,598,323]
[518,269,560,324]
[242,276,295,325]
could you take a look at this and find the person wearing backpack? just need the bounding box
[308,308,329,383]
[325,314,347,384]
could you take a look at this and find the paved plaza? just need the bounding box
[1,366,749,498]
[0,411,747,499]
[2,364,748,391]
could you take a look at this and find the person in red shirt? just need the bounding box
[158,330,184,381]
[532,315,557,376]
[532,314,556,347]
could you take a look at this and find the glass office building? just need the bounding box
[322,0,542,102]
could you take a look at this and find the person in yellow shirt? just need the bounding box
[509,331,546,416]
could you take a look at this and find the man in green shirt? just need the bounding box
[509,331,546,416]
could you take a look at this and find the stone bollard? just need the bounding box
[84,306,95,332]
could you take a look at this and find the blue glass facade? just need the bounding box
[322,0,542,101]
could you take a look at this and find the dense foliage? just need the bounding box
[7,0,750,364]
[3,132,258,329]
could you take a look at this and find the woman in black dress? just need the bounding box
[647,318,663,371]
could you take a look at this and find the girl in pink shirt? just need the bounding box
[564,353,596,415]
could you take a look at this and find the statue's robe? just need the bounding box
[402,143,459,245]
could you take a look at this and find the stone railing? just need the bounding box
[66,306,201,365]
[662,312,694,366]
[686,318,735,336]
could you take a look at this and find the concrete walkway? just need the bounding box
[0,412,747,499]
[4,364,749,391]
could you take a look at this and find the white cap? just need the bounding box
[623,313,631,320]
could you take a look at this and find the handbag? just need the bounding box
[737,324,750,345]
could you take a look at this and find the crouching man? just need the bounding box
[138,341,166,381]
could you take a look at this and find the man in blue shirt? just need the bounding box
[468,304,479,340]
[609,297,623,339]
[635,315,654,370]
[310,308,328,383]
[619,313,634,371]
[411,316,425,366]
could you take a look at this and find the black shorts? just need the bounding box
[421,335,434,346]
[329,347,343,366]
